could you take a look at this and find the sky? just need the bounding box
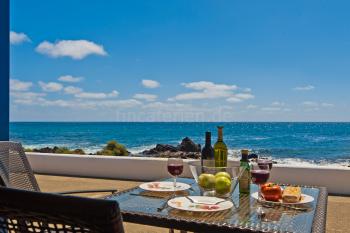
[9,0,350,122]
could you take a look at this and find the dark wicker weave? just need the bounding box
[0,141,117,194]
[107,178,328,233]
[0,141,39,191]
[0,186,124,233]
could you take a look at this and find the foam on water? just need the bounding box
[128,145,156,154]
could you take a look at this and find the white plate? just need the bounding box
[168,196,233,212]
[139,182,191,192]
[251,192,314,205]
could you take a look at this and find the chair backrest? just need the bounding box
[0,141,40,191]
[0,186,125,233]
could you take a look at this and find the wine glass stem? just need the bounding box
[173,176,177,195]
[258,184,261,200]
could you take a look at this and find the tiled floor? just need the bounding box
[36,174,350,233]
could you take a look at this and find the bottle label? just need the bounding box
[215,150,227,167]
[239,168,250,193]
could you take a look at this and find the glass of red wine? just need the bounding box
[251,162,270,199]
[167,158,184,192]
[251,162,270,214]
[257,157,273,170]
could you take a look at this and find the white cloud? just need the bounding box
[10,31,30,45]
[171,92,230,101]
[11,92,46,99]
[11,92,46,105]
[10,79,33,91]
[271,101,285,107]
[294,85,315,91]
[142,101,169,109]
[226,93,255,103]
[38,81,63,92]
[133,93,157,102]
[301,101,334,108]
[301,101,319,107]
[246,104,257,109]
[261,105,291,112]
[64,86,83,94]
[58,75,84,83]
[98,99,142,108]
[75,90,119,99]
[142,79,160,88]
[226,97,242,103]
[321,103,334,107]
[171,81,240,101]
[261,107,282,111]
[36,40,107,60]
[235,93,255,100]
[40,99,73,108]
[182,81,237,91]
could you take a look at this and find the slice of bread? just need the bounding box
[282,186,301,203]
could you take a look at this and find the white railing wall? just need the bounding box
[26,152,350,195]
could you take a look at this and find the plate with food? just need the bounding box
[168,196,233,212]
[139,182,191,192]
[251,183,314,205]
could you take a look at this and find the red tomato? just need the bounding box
[261,183,282,201]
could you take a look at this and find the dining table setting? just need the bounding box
[106,157,327,233]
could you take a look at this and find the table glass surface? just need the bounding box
[107,178,320,233]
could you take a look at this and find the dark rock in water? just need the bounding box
[177,137,201,152]
[141,137,201,159]
[73,149,86,155]
[142,144,178,155]
[33,147,56,153]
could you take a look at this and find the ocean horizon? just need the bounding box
[10,122,350,167]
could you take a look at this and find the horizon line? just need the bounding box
[9,121,350,123]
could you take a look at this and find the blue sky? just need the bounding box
[10,0,350,121]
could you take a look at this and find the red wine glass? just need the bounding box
[251,162,270,214]
[251,162,270,199]
[257,157,273,170]
[167,158,183,192]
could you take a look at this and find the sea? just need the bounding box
[10,122,350,167]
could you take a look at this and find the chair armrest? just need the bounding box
[54,189,118,195]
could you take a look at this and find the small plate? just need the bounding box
[139,182,191,192]
[251,192,314,205]
[168,196,233,212]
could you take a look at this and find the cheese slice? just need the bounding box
[282,186,301,203]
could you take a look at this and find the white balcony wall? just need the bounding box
[26,152,350,195]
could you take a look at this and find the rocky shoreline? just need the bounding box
[25,137,202,159]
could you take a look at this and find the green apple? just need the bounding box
[198,173,216,190]
[215,176,231,195]
[215,171,231,180]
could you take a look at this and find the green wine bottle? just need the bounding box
[239,149,251,194]
[214,126,228,167]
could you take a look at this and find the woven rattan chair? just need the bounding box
[0,141,117,195]
[0,186,124,233]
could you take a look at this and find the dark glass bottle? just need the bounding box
[201,132,214,166]
[239,149,251,194]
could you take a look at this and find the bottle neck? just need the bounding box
[205,132,211,146]
[241,154,248,162]
[217,127,223,142]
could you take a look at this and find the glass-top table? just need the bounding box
[106,178,327,233]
